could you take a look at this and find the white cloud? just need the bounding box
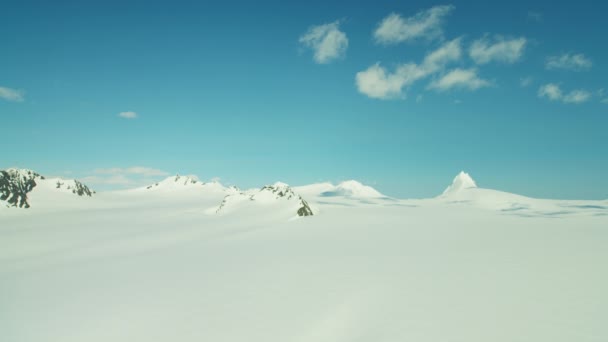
[299,21,348,64]
[538,83,563,101]
[80,175,134,186]
[546,53,592,71]
[538,83,591,104]
[373,5,454,44]
[0,86,24,102]
[356,38,462,99]
[355,63,418,99]
[119,111,138,119]
[428,68,491,91]
[94,167,169,177]
[423,37,462,72]
[563,90,592,104]
[469,36,527,64]
[81,167,171,189]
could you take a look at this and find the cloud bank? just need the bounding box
[469,36,527,64]
[356,38,482,99]
[538,83,591,104]
[546,53,592,71]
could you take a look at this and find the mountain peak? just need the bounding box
[321,180,384,198]
[1,168,93,208]
[442,171,477,195]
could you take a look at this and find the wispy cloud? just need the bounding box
[299,21,348,64]
[356,38,462,99]
[94,167,169,177]
[119,111,138,119]
[80,175,134,186]
[563,90,592,104]
[373,5,454,45]
[81,167,171,189]
[538,83,562,101]
[546,53,592,71]
[538,83,591,104]
[469,36,527,64]
[0,86,25,102]
[428,68,491,91]
[520,77,533,87]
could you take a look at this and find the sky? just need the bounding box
[1,0,607,199]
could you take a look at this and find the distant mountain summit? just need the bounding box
[216,182,314,217]
[295,180,385,198]
[0,168,94,208]
[142,174,229,193]
[442,171,477,195]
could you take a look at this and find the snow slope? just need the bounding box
[1,170,607,342]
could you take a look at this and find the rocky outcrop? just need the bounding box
[216,182,314,217]
[1,168,94,209]
[0,169,42,208]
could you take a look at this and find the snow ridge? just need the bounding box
[216,182,313,217]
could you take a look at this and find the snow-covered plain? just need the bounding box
[1,171,607,342]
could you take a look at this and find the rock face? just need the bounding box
[216,182,314,217]
[260,183,314,217]
[0,169,42,208]
[0,168,94,209]
[55,179,94,196]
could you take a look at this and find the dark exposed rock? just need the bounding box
[0,169,41,208]
[1,169,94,209]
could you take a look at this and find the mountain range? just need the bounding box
[1,168,606,219]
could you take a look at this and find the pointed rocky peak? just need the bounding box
[442,171,477,195]
[260,182,297,200]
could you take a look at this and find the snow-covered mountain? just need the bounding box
[141,174,231,193]
[295,180,385,198]
[2,168,606,219]
[2,170,606,342]
[0,168,94,208]
[442,171,477,195]
[435,171,608,217]
[215,182,314,218]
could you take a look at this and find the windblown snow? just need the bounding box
[1,169,607,342]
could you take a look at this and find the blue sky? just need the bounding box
[1,0,607,199]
